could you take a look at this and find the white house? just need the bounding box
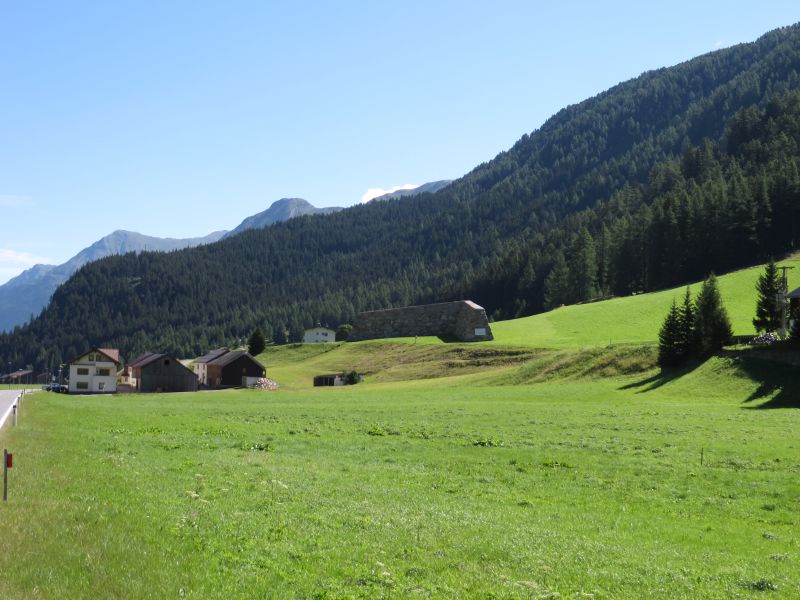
[303,327,335,343]
[68,348,121,394]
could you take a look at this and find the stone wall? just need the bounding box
[349,300,493,342]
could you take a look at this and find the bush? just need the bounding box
[248,327,267,356]
[336,324,352,341]
[345,370,362,385]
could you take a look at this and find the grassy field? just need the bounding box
[1,258,799,598]
[1,350,798,599]
[490,255,800,348]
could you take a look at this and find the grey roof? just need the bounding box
[208,350,264,370]
[786,287,800,299]
[9,369,33,380]
[128,352,159,368]
[131,353,196,376]
[195,347,230,364]
[129,353,165,369]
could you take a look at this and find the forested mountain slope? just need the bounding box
[0,229,226,332]
[3,24,800,369]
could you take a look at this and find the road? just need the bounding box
[0,390,22,431]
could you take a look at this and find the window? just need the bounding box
[98,382,105,391]
[97,368,110,376]
[77,382,89,390]
[77,367,89,375]
[163,359,170,367]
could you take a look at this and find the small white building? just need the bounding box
[303,327,335,343]
[68,348,121,394]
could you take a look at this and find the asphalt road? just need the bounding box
[0,390,22,430]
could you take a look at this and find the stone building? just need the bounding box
[349,300,493,342]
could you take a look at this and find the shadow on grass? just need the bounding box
[618,344,800,406]
[618,363,697,393]
[733,351,800,409]
[436,334,462,343]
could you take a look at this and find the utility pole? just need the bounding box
[777,266,795,338]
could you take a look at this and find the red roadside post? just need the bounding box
[2,448,10,501]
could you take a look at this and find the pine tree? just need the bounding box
[658,300,682,368]
[543,253,570,309]
[692,274,733,358]
[753,260,782,333]
[247,327,267,356]
[596,224,612,296]
[677,286,695,361]
[568,228,598,302]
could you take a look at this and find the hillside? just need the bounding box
[4,24,800,369]
[490,254,800,347]
[0,230,226,332]
[252,253,797,391]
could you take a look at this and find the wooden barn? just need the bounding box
[129,352,198,393]
[205,350,265,388]
[193,347,230,386]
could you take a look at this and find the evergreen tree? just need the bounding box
[568,228,598,302]
[677,286,695,361]
[658,300,682,368]
[543,253,569,309]
[596,224,612,296]
[753,260,782,333]
[692,275,733,358]
[247,327,267,356]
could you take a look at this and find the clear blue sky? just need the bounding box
[0,1,798,282]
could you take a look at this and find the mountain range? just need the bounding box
[369,180,452,201]
[222,198,343,239]
[3,23,800,370]
[0,230,225,332]
[7,23,800,368]
[0,182,447,332]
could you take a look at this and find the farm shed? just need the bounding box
[206,350,265,388]
[313,373,345,387]
[129,352,198,393]
[5,369,34,385]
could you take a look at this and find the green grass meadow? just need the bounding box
[490,255,800,348]
[1,259,799,598]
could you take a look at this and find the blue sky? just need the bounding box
[0,1,798,282]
